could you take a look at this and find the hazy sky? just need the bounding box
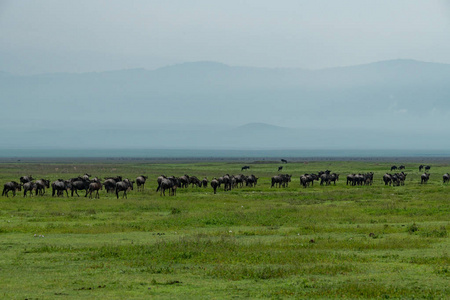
[1,0,450,74]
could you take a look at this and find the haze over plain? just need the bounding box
[1,1,450,151]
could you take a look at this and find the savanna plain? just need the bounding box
[0,159,448,299]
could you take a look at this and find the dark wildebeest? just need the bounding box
[245,174,258,187]
[443,173,449,184]
[102,178,118,194]
[383,174,392,186]
[222,174,232,191]
[35,179,50,196]
[189,176,201,188]
[233,174,246,188]
[20,175,34,184]
[87,179,102,199]
[301,174,319,188]
[178,175,190,188]
[278,166,283,171]
[241,166,250,171]
[281,159,288,163]
[399,165,405,170]
[211,178,219,194]
[52,179,70,197]
[391,166,397,171]
[201,177,208,188]
[71,178,91,197]
[23,181,36,197]
[271,174,291,188]
[82,173,91,181]
[419,165,424,172]
[155,175,166,192]
[160,177,178,196]
[116,179,134,199]
[421,173,430,184]
[136,175,148,191]
[425,165,431,172]
[2,181,21,197]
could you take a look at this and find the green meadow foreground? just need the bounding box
[0,160,449,299]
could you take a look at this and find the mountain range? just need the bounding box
[1,59,449,150]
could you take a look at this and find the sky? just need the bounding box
[1,0,450,74]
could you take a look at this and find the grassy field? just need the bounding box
[0,159,449,299]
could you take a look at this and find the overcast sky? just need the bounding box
[1,0,450,74]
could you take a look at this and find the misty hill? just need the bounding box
[1,59,450,149]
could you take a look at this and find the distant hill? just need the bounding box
[1,59,450,149]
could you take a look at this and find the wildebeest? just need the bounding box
[2,181,21,197]
[271,174,291,188]
[421,173,430,184]
[281,159,288,163]
[87,179,102,199]
[245,174,258,187]
[425,165,431,172]
[189,176,201,188]
[278,166,283,171]
[82,173,91,181]
[301,174,319,188]
[201,177,208,188]
[419,165,424,172]
[52,179,70,197]
[155,175,166,192]
[178,175,190,188]
[443,173,449,184]
[383,173,392,186]
[23,181,36,197]
[116,179,134,199]
[399,165,405,170]
[35,179,50,196]
[71,178,91,197]
[20,175,34,184]
[210,178,219,194]
[103,178,118,193]
[241,166,250,171]
[390,166,397,171]
[136,175,148,191]
[160,177,178,196]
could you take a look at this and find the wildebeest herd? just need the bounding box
[1,165,447,198]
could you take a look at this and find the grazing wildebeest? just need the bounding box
[271,174,291,188]
[233,174,246,188]
[102,178,118,193]
[20,175,34,184]
[419,165,424,172]
[189,176,201,188]
[425,165,431,172]
[87,179,102,199]
[52,179,70,197]
[201,177,208,188]
[178,175,190,188]
[136,175,148,191]
[281,159,288,163]
[211,178,219,194]
[245,174,258,187]
[116,179,134,199]
[278,166,283,171]
[2,181,21,197]
[82,173,91,181]
[71,178,91,197]
[391,166,397,171]
[421,173,430,184]
[301,174,319,188]
[383,174,392,186]
[443,173,449,184]
[155,175,166,192]
[35,179,50,196]
[160,177,178,196]
[399,165,405,170]
[23,181,36,197]
[241,166,250,171]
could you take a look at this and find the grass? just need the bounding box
[0,159,449,299]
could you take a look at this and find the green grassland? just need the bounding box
[0,160,449,299]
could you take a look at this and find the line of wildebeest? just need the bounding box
[1,164,448,198]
